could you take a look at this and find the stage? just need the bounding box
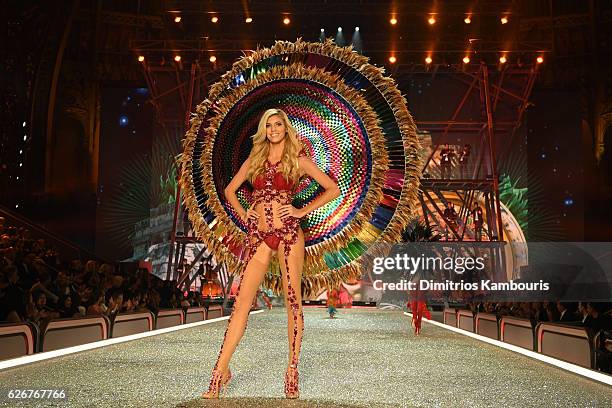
[1,308,611,407]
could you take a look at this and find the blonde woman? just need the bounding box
[202,108,340,399]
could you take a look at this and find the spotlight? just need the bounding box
[389,55,397,64]
[338,26,342,32]
[428,15,436,25]
[463,56,470,64]
[138,55,145,62]
[501,16,508,24]
[425,56,432,64]
[209,55,217,63]
[464,16,471,24]
[23,135,27,141]
[499,55,507,64]
[174,16,182,23]
[211,16,219,23]
[245,17,253,23]
[321,28,324,32]
[22,121,26,127]
[283,17,290,25]
[355,26,360,31]
[536,56,544,64]
[174,55,181,62]
[390,17,397,25]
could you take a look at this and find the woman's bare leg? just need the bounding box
[213,242,273,373]
[279,230,305,369]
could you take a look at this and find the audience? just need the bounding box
[465,298,612,373]
[0,220,201,331]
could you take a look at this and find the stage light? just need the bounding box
[390,17,397,25]
[499,55,507,64]
[23,135,26,141]
[174,55,181,62]
[138,55,145,62]
[537,55,544,64]
[19,150,22,154]
[321,28,324,32]
[211,16,219,23]
[338,26,342,32]
[501,16,508,24]
[463,56,470,64]
[174,16,181,23]
[425,56,432,64]
[389,55,397,64]
[464,16,471,24]
[283,17,290,25]
[245,17,253,23]
[22,121,26,127]
[209,55,217,63]
[355,26,359,31]
[428,15,436,25]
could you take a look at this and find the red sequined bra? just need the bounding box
[252,161,296,191]
[250,160,298,208]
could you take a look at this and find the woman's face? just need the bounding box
[266,114,286,144]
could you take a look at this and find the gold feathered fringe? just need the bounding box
[178,39,422,296]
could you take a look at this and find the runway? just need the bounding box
[1,308,611,407]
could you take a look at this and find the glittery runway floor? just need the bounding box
[1,308,612,407]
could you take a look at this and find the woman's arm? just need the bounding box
[223,158,253,222]
[280,156,340,219]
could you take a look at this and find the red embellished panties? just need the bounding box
[249,222,298,252]
[264,234,281,250]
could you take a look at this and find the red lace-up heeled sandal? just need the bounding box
[284,364,299,399]
[201,368,232,399]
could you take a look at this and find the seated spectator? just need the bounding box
[123,291,140,313]
[585,303,612,332]
[51,270,77,301]
[578,301,591,325]
[58,295,79,318]
[532,302,548,323]
[556,301,579,322]
[28,290,60,330]
[0,265,26,322]
[87,292,108,316]
[134,292,149,313]
[147,288,160,315]
[544,301,560,322]
[30,269,60,305]
[111,274,124,290]
[76,282,94,310]
[106,288,123,318]
[517,302,533,319]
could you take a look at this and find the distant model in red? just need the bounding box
[409,299,431,335]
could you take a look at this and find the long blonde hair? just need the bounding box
[247,108,302,183]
